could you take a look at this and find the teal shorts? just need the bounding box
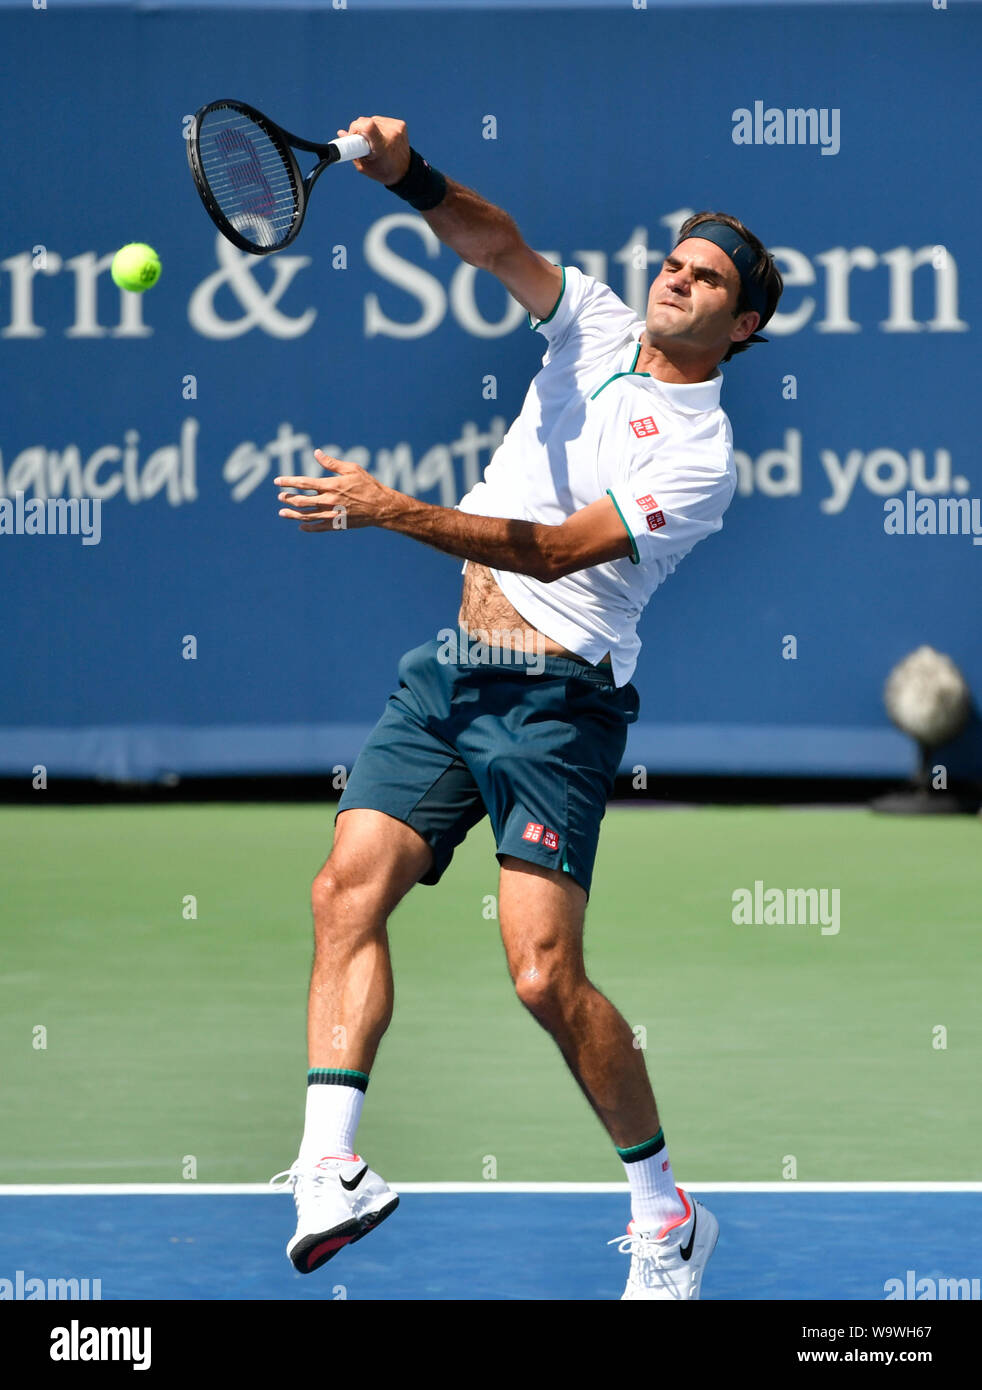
[337,638,639,894]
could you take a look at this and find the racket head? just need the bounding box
[187,99,308,255]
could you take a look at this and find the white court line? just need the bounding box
[1,1182,981,1196]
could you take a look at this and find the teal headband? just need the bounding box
[674,221,770,342]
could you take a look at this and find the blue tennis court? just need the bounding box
[2,1189,979,1301]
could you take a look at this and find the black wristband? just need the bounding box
[385,148,448,212]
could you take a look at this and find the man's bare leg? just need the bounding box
[292,808,432,1171]
[307,808,432,1071]
[497,855,686,1231]
[280,810,434,1274]
[497,856,658,1146]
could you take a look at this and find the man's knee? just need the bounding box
[310,859,352,921]
[311,856,388,939]
[512,952,585,1026]
[513,964,559,1020]
[311,810,432,938]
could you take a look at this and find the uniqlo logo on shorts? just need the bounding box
[636,494,658,512]
[543,829,559,851]
[522,822,544,843]
[629,416,659,439]
[646,510,666,531]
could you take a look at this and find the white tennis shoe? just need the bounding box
[269,1154,399,1273]
[609,1188,718,1300]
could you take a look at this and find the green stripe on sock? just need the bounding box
[307,1067,369,1093]
[616,1128,665,1164]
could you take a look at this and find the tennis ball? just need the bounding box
[111,243,161,293]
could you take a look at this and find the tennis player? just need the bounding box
[271,117,783,1300]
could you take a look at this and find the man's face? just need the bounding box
[645,237,758,355]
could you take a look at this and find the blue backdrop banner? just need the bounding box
[1,2,979,780]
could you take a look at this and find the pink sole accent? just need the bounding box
[629,1188,693,1242]
[654,1188,693,1240]
[307,1235,353,1268]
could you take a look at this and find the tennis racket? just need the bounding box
[186,99,372,255]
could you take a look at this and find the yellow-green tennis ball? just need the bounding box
[111,243,161,293]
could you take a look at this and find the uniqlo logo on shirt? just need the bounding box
[646,510,666,531]
[629,416,659,439]
[522,822,544,843]
[636,494,658,512]
[543,829,559,851]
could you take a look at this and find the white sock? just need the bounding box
[620,1130,687,1234]
[298,1071,367,1163]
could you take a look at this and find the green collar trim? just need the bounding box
[590,340,647,400]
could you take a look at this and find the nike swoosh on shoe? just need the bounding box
[339,1165,369,1192]
[679,1206,697,1261]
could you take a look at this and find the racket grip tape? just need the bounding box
[330,134,372,163]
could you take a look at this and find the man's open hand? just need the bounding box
[276,451,394,532]
[335,116,411,186]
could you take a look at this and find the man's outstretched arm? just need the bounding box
[276,453,633,583]
[338,115,563,322]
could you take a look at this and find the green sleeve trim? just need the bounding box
[606,489,640,565]
[528,265,566,330]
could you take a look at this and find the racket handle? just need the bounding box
[329,134,372,163]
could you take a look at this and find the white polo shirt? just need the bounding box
[456,264,737,686]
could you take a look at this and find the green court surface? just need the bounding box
[1,804,978,1184]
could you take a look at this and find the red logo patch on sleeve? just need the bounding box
[542,829,559,851]
[522,822,544,843]
[646,510,666,531]
[629,417,659,439]
[636,494,658,512]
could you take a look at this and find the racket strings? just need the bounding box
[198,108,300,250]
